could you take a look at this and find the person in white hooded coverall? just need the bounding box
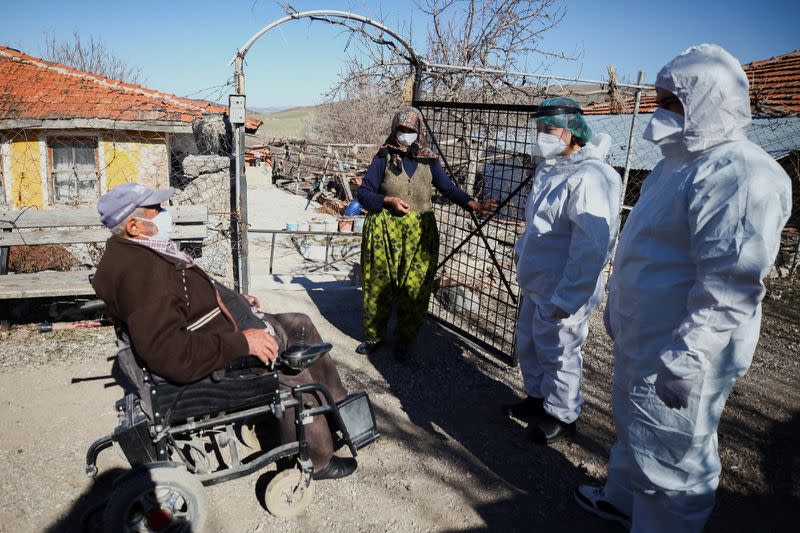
[505,97,621,443]
[575,44,792,532]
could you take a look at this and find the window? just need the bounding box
[49,138,99,205]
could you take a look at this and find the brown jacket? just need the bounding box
[92,236,249,383]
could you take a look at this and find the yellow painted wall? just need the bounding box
[3,130,170,208]
[8,132,43,208]
[103,132,168,190]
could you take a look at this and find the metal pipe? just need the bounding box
[423,62,653,90]
[269,232,276,275]
[610,70,646,265]
[231,10,421,67]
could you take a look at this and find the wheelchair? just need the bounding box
[84,326,379,532]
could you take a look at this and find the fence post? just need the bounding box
[610,70,646,265]
[620,70,646,210]
[234,55,250,293]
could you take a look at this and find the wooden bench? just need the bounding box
[0,205,208,300]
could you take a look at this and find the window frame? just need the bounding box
[47,136,100,206]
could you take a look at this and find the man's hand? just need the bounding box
[243,293,261,308]
[384,196,411,215]
[242,329,279,364]
[467,199,498,217]
[654,365,695,409]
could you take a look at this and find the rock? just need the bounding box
[182,154,231,177]
[435,285,482,315]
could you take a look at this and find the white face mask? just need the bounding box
[396,132,418,147]
[643,108,688,158]
[136,210,173,241]
[643,108,685,144]
[531,132,567,159]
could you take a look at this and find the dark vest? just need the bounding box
[379,159,433,213]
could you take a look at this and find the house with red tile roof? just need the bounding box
[584,49,800,116]
[0,46,261,209]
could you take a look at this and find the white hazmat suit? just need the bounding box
[515,132,621,424]
[602,44,792,532]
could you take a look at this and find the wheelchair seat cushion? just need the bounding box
[152,370,280,424]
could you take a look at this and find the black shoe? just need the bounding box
[502,396,545,420]
[356,340,382,355]
[312,456,358,480]
[528,413,576,443]
[574,484,631,529]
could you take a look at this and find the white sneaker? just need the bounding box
[574,484,631,529]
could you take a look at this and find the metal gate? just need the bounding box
[414,100,538,365]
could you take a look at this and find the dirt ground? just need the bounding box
[1,185,798,532]
[0,275,798,532]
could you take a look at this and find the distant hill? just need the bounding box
[251,105,317,141]
[247,105,295,114]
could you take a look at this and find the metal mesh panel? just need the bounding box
[0,124,239,289]
[414,101,535,363]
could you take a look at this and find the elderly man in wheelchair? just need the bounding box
[84,183,378,530]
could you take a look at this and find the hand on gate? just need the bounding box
[468,199,498,217]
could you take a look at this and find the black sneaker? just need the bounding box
[502,396,545,420]
[528,413,576,443]
[574,484,631,529]
[355,340,382,355]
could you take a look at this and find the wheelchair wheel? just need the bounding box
[263,468,315,518]
[103,465,207,532]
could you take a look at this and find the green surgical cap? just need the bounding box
[535,97,593,144]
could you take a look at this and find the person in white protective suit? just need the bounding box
[504,97,621,443]
[575,44,792,532]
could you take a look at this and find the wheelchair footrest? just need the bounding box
[337,392,379,450]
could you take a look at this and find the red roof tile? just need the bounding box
[0,46,262,131]
[584,49,800,116]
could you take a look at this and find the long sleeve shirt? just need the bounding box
[357,155,472,212]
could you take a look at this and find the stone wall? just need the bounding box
[173,154,235,286]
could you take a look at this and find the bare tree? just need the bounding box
[418,0,567,101]
[285,1,568,144]
[44,31,144,85]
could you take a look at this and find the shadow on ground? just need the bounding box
[295,276,619,531]
[44,467,126,533]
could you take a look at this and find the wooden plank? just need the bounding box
[0,224,207,246]
[0,205,208,229]
[0,270,96,300]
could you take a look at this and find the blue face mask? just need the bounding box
[136,210,173,241]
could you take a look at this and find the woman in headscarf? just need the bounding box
[356,106,496,361]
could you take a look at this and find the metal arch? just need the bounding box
[229,10,421,67]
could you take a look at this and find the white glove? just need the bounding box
[654,365,695,409]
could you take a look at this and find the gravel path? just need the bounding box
[0,186,796,532]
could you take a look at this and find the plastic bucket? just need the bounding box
[297,222,310,232]
[338,218,354,232]
[324,220,338,233]
[353,217,365,234]
[310,219,325,232]
[286,222,299,231]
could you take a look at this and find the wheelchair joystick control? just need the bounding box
[280,327,331,373]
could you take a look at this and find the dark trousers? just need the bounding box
[216,283,347,468]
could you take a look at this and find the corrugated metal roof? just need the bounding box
[490,114,800,170]
[585,114,800,169]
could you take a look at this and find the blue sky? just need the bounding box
[1,0,797,108]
